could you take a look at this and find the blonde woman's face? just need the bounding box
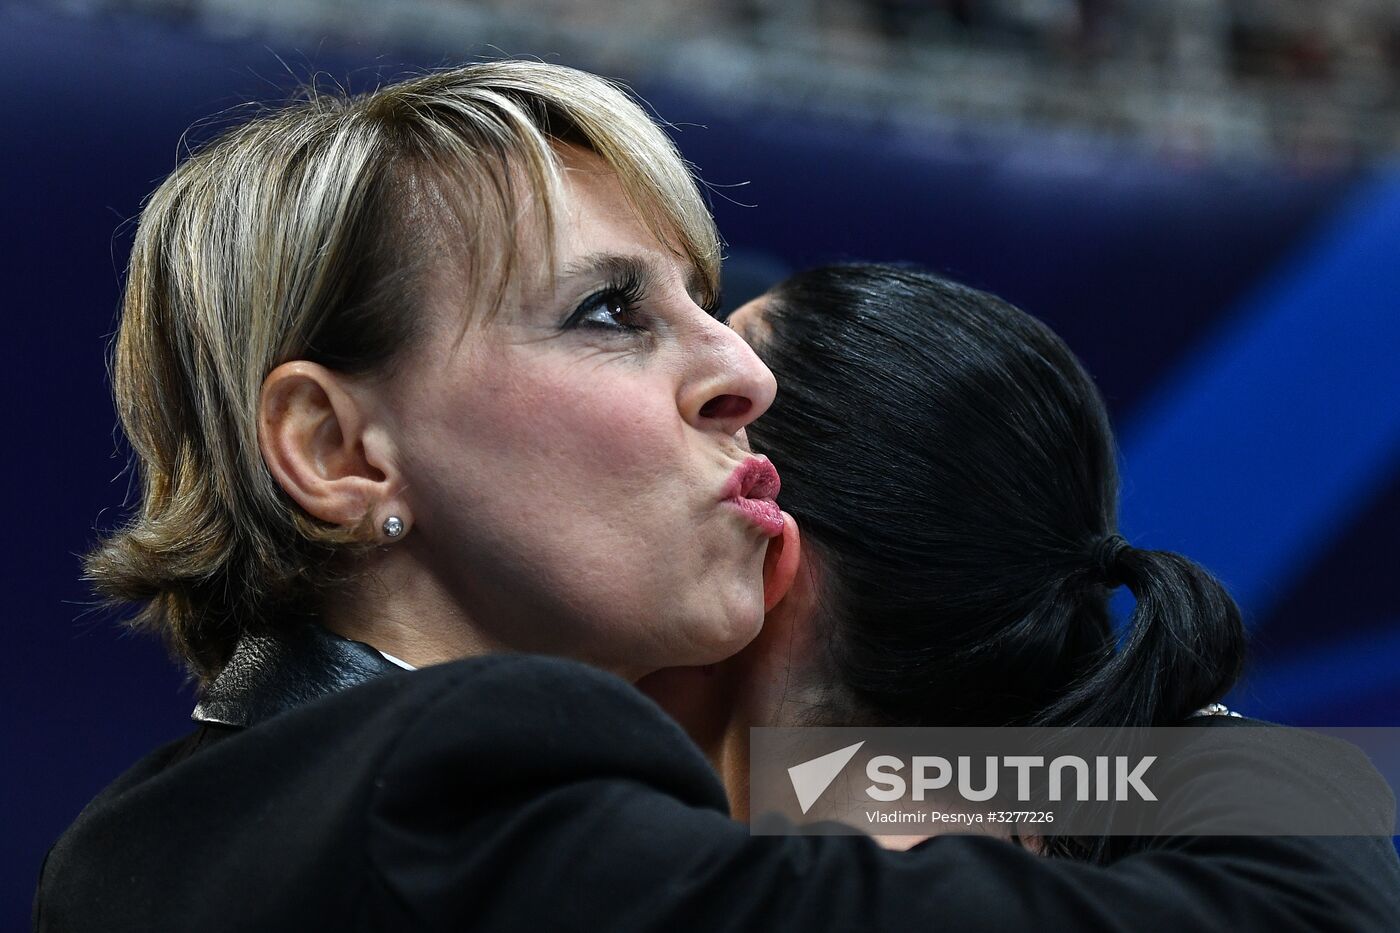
[382,146,781,679]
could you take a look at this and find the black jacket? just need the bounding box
[34,625,1400,931]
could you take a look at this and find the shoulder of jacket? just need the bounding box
[366,653,729,815]
[390,653,692,747]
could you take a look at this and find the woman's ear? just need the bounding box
[258,361,406,530]
[763,511,801,612]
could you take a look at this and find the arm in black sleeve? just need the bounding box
[364,656,1400,933]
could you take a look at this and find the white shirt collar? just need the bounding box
[377,649,417,671]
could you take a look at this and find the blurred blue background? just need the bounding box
[5,0,1398,925]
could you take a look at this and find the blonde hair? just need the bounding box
[85,61,722,682]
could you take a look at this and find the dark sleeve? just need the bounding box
[362,657,1400,933]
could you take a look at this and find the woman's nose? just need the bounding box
[680,313,778,437]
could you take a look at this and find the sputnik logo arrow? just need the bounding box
[788,741,865,814]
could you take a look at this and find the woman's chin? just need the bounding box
[685,600,766,667]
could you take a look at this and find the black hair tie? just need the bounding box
[1090,534,1131,588]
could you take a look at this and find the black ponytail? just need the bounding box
[1033,544,1245,728]
[743,264,1246,732]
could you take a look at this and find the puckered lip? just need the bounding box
[720,456,784,537]
[721,455,781,502]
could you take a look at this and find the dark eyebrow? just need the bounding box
[560,252,717,312]
[559,253,651,287]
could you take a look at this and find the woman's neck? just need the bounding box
[318,546,501,669]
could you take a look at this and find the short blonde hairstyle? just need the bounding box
[85,61,722,682]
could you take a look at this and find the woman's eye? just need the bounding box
[567,289,645,333]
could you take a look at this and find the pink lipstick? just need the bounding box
[721,457,784,536]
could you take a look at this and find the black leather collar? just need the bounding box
[192,623,402,727]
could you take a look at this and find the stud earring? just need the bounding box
[382,516,405,539]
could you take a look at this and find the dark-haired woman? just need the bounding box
[643,262,1400,917]
[724,262,1246,736]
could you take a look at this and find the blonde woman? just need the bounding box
[35,63,1398,932]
